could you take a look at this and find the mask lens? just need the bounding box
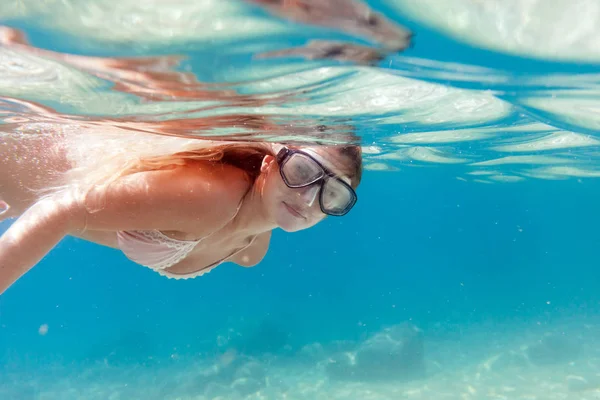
[282,153,323,187]
[321,178,354,215]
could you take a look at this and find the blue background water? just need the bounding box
[2,168,599,368]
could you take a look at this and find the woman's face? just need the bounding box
[259,146,355,232]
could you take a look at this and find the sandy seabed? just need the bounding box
[2,316,600,400]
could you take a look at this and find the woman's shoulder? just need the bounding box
[171,161,252,224]
[77,160,252,235]
[149,161,252,239]
[231,231,272,267]
[178,160,252,199]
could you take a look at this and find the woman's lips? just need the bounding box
[283,201,306,219]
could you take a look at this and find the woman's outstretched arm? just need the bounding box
[0,164,250,295]
[0,194,81,295]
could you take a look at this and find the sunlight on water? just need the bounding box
[0,0,597,183]
[389,0,600,62]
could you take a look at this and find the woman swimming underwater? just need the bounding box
[0,20,375,295]
[0,124,361,294]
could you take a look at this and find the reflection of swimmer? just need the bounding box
[0,123,362,294]
[248,0,412,51]
[0,26,292,105]
[247,0,412,64]
[256,39,388,65]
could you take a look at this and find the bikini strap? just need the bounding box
[199,184,249,241]
[163,232,258,278]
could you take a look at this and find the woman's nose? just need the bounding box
[298,184,319,206]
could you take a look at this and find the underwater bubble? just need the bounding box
[38,324,49,336]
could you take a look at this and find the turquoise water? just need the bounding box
[1,1,600,399]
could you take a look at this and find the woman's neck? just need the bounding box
[227,177,276,238]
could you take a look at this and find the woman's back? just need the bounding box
[0,131,71,217]
[0,123,211,219]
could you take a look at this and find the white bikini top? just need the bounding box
[116,229,255,280]
[116,193,253,280]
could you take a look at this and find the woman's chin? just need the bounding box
[276,205,307,232]
[275,202,325,232]
[277,216,306,232]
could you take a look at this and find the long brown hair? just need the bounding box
[136,139,363,188]
[51,129,362,209]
